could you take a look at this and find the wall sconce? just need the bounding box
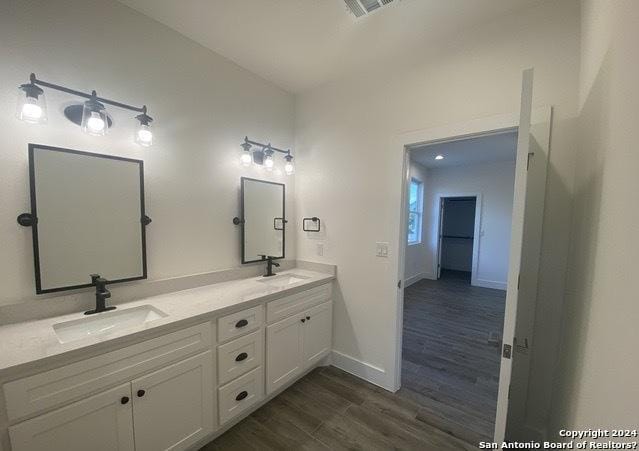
[239,137,294,176]
[16,73,154,147]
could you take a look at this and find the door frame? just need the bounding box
[392,105,551,439]
[434,193,483,284]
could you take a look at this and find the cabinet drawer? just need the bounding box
[4,322,212,421]
[266,283,332,323]
[218,366,264,425]
[218,330,264,385]
[217,305,263,343]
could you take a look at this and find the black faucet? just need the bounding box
[260,255,280,277]
[85,274,117,315]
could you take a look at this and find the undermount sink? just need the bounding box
[53,305,168,344]
[258,273,310,288]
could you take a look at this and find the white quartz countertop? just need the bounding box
[0,269,334,375]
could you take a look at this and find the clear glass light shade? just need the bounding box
[16,90,47,124]
[264,154,274,171]
[135,123,153,147]
[240,150,252,166]
[81,101,108,136]
[284,159,295,175]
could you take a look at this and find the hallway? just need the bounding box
[401,270,506,443]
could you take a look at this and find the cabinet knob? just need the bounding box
[235,391,248,401]
[301,318,306,323]
[235,319,249,328]
[306,316,310,320]
[235,352,248,362]
[121,396,129,405]
[137,389,146,397]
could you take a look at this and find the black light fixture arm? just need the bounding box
[244,137,290,156]
[28,73,147,114]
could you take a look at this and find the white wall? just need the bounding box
[0,0,295,306]
[549,0,639,437]
[424,161,516,289]
[295,0,580,437]
[403,160,429,286]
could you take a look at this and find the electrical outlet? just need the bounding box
[316,242,324,257]
[376,242,389,258]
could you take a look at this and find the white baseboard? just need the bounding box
[404,272,436,287]
[474,278,507,290]
[330,350,389,389]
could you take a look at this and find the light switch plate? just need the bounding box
[316,242,324,256]
[376,242,389,258]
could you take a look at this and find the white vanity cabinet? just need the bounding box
[1,278,334,451]
[5,323,215,451]
[8,383,135,451]
[266,284,333,394]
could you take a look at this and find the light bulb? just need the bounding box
[240,151,252,166]
[284,160,294,175]
[435,154,444,160]
[16,82,47,125]
[264,154,274,171]
[136,124,153,147]
[21,99,43,122]
[87,112,105,133]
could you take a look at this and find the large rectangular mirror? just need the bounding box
[26,144,147,294]
[241,177,285,264]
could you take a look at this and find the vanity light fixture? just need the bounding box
[135,107,154,147]
[435,154,444,160]
[16,73,154,147]
[16,78,47,124]
[239,136,295,175]
[284,152,295,175]
[263,145,275,171]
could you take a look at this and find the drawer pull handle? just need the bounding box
[301,318,306,323]
[306,316,310,320]
[235,352,248,362]
[235,319,249,328]
[236,391,248,401]
[137,389,146,397]
[121,396,129,405]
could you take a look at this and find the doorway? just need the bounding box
[437,196,479,283]
[400,131,517,443]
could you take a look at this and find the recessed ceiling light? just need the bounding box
[435,155,444,160]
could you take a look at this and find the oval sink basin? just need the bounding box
[53,305,168,344]
[257,273,310,288]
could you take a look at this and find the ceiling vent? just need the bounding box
[343,0,395,18]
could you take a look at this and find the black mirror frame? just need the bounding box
[239,177,286,264]
[22,144,149,294]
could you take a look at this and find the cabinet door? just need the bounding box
[9,383,134,451]
[131,351,214,451]
[302,301,333,369]
[266,314,304,394]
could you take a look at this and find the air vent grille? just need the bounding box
[343,0,395,18]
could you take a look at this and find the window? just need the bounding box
[408,178,423,245]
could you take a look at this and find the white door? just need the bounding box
[493,68,535,443]
[131,351,214,451]
[266,313,304,394]
[302,301,333,369]
[9,383,134,451]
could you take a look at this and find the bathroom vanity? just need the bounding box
[0,269,334,451]
[0,145,335,450]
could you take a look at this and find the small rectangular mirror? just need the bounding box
[241,177,285,264]
[27,145,147,293]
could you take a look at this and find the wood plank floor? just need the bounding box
[401,270,506,444]
[202,365,477,450]
[203,270,504,450]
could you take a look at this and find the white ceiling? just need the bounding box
[118,0,542,93]
[410,131,518,168]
